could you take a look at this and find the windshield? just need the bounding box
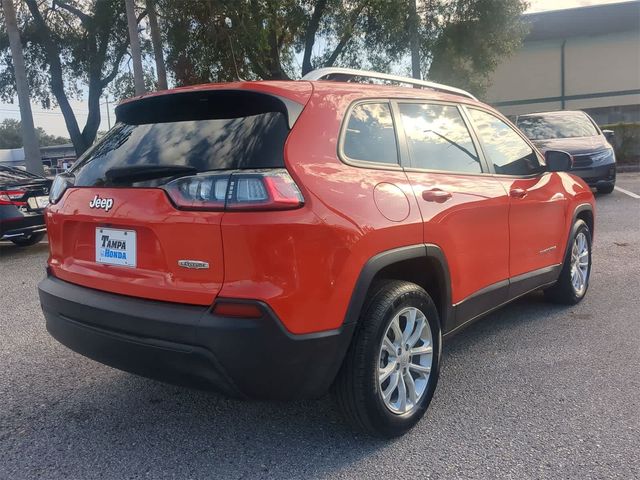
[516,112,599,140]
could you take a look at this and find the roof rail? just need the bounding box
[302,67,477,101]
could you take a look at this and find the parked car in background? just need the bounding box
[38,69,595,437]
[0,165,51,246]
[515,110,616,194]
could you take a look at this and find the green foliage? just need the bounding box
[0,118,22,149]
[0,0,138,154]
[0,1,127,107]
[159,0,417,84]
[0,0,528,147]
[108,69,158,102]
[0,118,70,149]
[428,0,529,96]
[159,0,305,84]
[157,0,528,92]
[600,122,640,165]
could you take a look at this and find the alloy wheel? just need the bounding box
[570,231,590,296]
[377,307,433,414]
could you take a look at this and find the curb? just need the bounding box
[617,164,640,173]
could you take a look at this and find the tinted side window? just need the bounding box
[399,103,481,173]
[469,109,542,176]
[343,103,398,165]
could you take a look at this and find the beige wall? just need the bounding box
[564,31,640,96]
[485,40,562,103]
[485,29,640,115]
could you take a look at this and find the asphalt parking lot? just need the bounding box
[1,173,639,479]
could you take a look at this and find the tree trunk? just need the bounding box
[82,78,102,148]
[146,0,167,90]
[125,0,145,95]
[2,0,44,175]
[408,0,421,80]
[301,0,328,76]
[24,0,88,155]
[322,4,365,70]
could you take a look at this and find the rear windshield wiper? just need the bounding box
[105,165,198,184]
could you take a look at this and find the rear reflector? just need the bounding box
[162,169,303,211]
[213,302,264,318]
[0,190,27,206]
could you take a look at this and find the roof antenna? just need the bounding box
[225,17,244,82]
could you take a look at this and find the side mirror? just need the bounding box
[545,150,573,172]
[602,129,615,142]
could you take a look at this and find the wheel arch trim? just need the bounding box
[343,244,453,329]
[564,203,594,261]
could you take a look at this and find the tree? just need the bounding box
[125,0,145,95]
[158,0,527,97]
[0,1,144,155]
[1,0,43,174]
[146,0,167,90]
[107,68,157,102]
[159,0,396,84]
[408,0,421,79]
[0,117,21,148]
[428,0,528,95]
[0,118,70,149]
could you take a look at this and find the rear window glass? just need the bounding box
[516,112,598,140]
[71,92,290,187]
[0,166,42,185]
[342,103,398,165]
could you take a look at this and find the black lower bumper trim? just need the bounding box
[571,162,616,187]
[39,276,355,400]
[1,221,46,239]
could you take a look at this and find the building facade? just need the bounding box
[485,1,640,126]
[0,143,76,174]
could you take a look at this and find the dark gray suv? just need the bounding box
[515,110,616,194]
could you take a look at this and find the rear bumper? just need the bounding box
[0,205,46,239]
[571,161,616,188]
[38,276,354,400]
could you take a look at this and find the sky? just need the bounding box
[0,0,633,139]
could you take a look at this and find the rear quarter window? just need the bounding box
[342,102,398,165]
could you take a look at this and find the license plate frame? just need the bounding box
[95,227,137,267]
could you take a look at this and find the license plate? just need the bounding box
[95,228,136,267]
[27,196,49,209]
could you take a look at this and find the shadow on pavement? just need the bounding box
[0,239,49,260]
[6,291,569,478]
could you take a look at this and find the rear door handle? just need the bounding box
[422,188,452,203]
[509,188,528,199]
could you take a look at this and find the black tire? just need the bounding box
[333,280,441,438]
[597,183,615,194]
[10,232,45,247]
[544,219,592,305]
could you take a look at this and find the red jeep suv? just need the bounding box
[38,68,595,437]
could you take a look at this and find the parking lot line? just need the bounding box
[614,186,640,199]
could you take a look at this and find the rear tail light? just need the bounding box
[162,169,304,211]
[212,301,264,318]
[49,173,75,205]
[0,190,27,206]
